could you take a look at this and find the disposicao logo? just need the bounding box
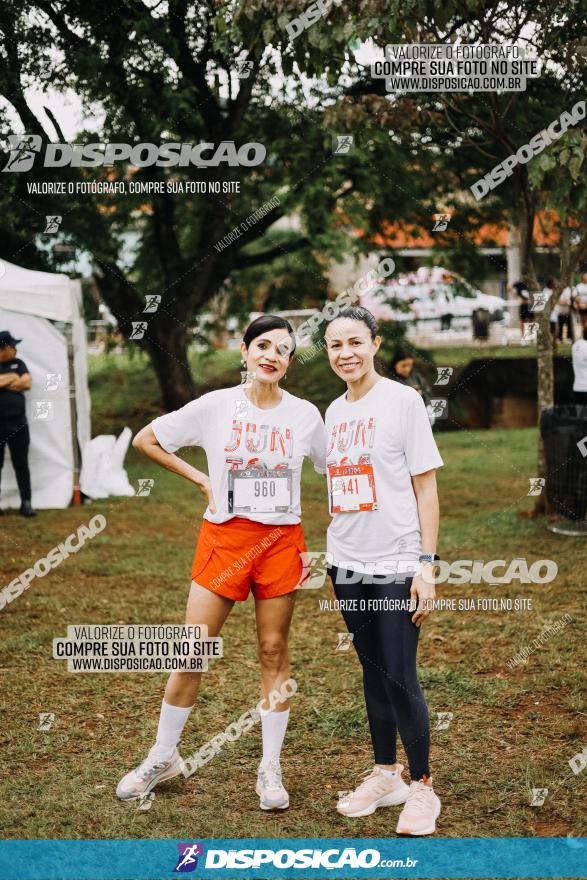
[1,136,266,171]
[2,134,42,172]
[174,843,204,873]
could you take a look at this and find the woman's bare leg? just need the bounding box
[164,581,235,707]
[253,592,296,809]
[254,592,296,711]
[116,583,235,800]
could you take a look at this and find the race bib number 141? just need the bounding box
[328,464,377,513]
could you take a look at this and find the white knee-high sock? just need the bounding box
[153,700,193,757]
[260,708,290,764]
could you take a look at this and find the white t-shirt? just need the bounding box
[325,377,443,573]
[151,386,327,525]
[574,283,587,310]
[572,339,587,392]
[559,288,572,314]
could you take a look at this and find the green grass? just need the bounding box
[1,423,585,840]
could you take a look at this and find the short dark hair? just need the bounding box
[391,346,414,369]
[243,314,296,357]
[324,306,379,340]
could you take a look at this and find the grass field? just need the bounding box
[1,412,586,840]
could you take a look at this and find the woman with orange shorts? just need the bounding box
[116,315,326,810]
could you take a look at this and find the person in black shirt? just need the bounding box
[512,280,531,335]
[0,331,35,516]
[389,346,432,405]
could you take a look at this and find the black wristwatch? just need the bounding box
[419,554,440,564]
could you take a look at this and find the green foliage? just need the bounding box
[529,130,587,222]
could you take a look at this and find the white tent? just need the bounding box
[0,260,91,509]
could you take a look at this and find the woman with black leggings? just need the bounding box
[323,306,443,835]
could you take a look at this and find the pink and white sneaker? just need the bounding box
[395,779,441,835]
[336,764,410,818]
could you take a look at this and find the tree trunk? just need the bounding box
[517,192,537,286]
[146,318,195,412]
[511,182,548,515]
[94,260,198,411]
[532,226,577,516]
[506,224,522,286]
[533,306,555,515]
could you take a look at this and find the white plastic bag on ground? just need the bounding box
[80,427,135,498]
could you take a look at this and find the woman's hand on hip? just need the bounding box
[195,473,216,514]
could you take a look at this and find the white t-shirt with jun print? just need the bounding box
[151,385,327,525]
[325,377,443,574]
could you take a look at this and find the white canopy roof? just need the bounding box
[0,258,80,322]
[0,259,91,508]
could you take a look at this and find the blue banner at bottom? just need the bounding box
[0,838,585,879]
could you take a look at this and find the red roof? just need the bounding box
[366,211,562,248]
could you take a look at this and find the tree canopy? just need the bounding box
[0,0,585,411]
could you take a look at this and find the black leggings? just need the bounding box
[329,566,430,781]
[0,421,31,503]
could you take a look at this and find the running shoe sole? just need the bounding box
[116,761,183,801]
[337,782,410,818]
[395,799,441,835]
[255,782,289,811]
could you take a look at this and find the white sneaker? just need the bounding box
[395,779,441,835]
[116,746,183,801]
[256,757,289,810]
[337,765,410,818]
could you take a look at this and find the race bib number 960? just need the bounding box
[228,469,292,513]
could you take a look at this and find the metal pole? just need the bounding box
[66,324,81,505]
